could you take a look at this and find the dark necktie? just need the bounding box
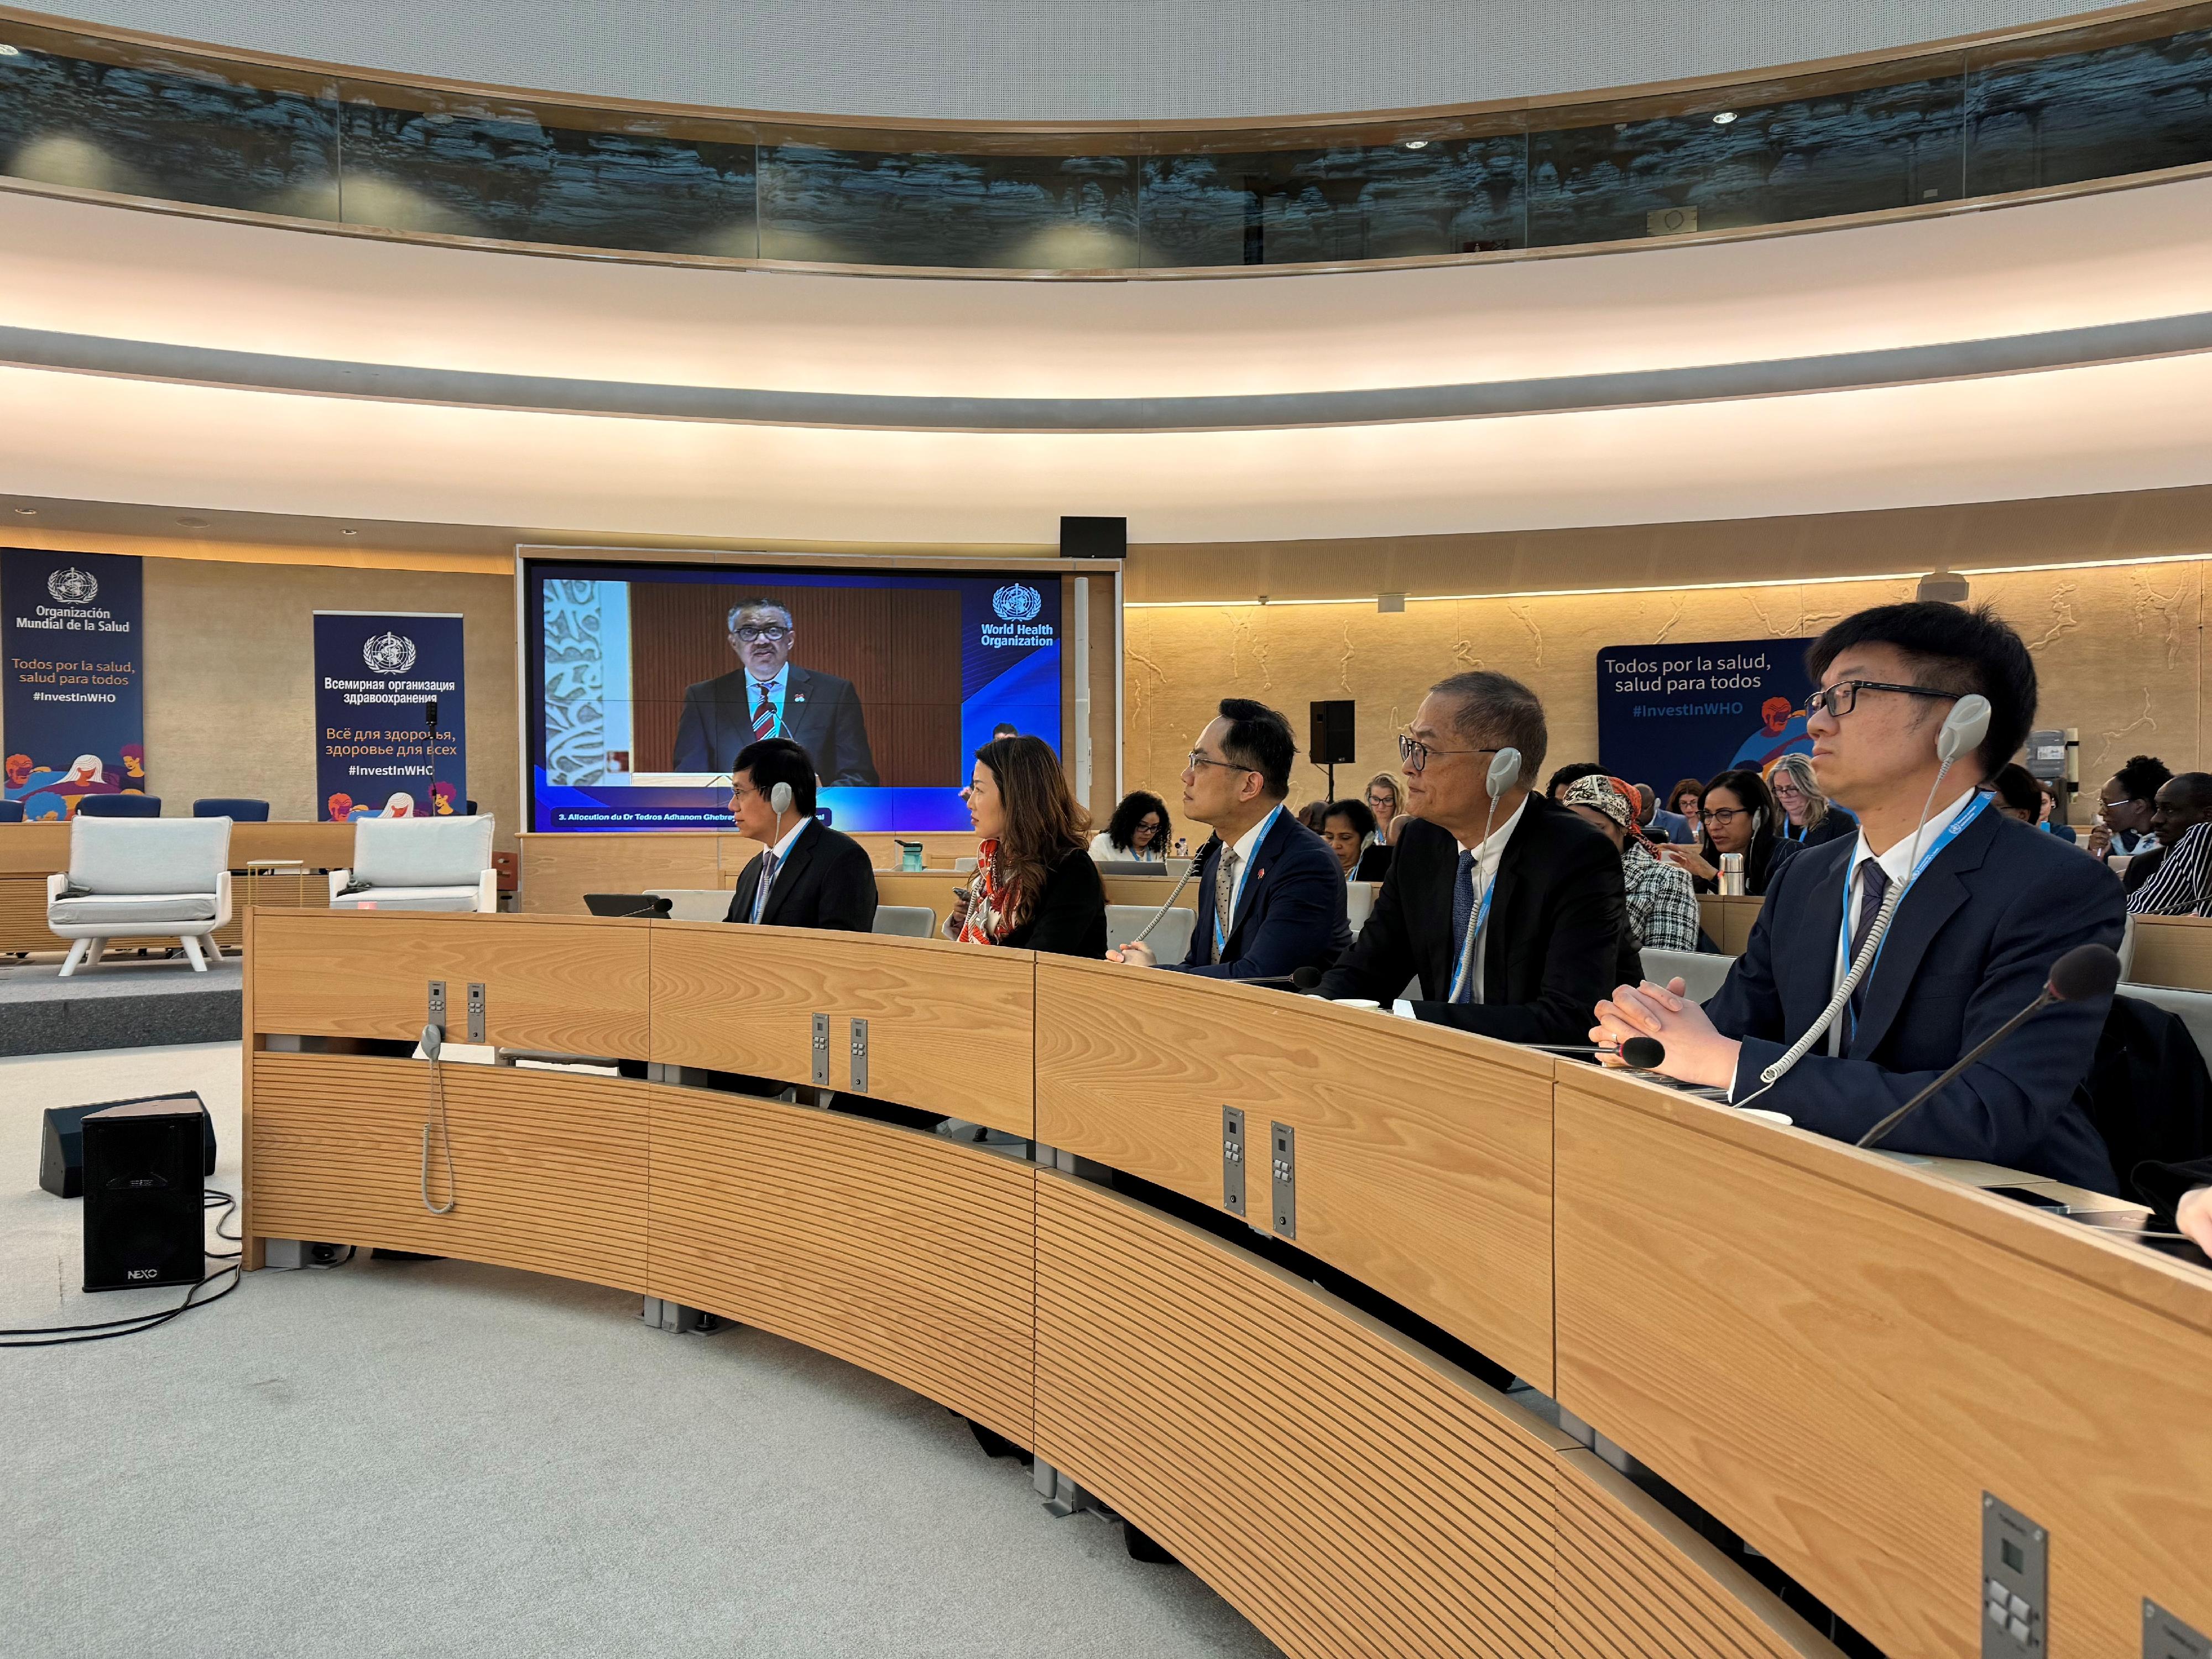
[752,683,777,742]
[1450,848,1477,1003]
[1847,858,1890,1026]
[752,851,778,923]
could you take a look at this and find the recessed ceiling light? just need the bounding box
[1712,110,1739,125]
[340,528,358,536]
[0,44,22,57]
[13,506,35,515]
[1404,139,1430,150]
[177,515,208,528]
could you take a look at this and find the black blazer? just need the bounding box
[1353,843,1394,882]
[1317,797,1627,1045]
[723,819,877,932]
[2135,1154,2212,1219]
[1173,809,1351,980]
[672,665,879,785]
[995,844,1107,958]
[1705,807,2122,1191]
[1781,805,1859,849]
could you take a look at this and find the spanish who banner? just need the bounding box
[1595,637,1818,791]
[2,548,147,820]
[314,612,467,821]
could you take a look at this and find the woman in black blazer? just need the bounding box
[1657,768,1799,896]
[946,735,1107,958]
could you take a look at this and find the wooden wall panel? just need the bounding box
[2126,914,2212,991]
[249,910,651,1057]
[517,831,726,914]
[648,1087,1033,1447]
[1036,1172,1572,1659]
[627,580,961,786]
[1554,1067,2212,1659]
[650,921,1035,1136]
[1036,955,1556,1389]
[249,1051,650,1290]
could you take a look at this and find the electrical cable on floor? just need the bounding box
[0,1187,253,1347]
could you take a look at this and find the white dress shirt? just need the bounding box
[1218,804,1284,935]
[1828,787,1979,1051]
[750,814,813,921]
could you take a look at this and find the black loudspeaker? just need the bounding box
[1310,700,1357,766]
[81,1098,208,1291]
[1059,515,1127,560]
[42,1092,215,1198]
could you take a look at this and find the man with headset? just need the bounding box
[1593,603,2124,1190]
[723,738,877,931]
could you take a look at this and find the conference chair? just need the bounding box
[1640,946,1736,1004]
[74,794,161,818]
[0,800,23,823]
[193,797,270,821]
[1347,879,1379,937]
[329,815,497,913]
[46,814,233,975]
[872,905,936,938]
[1106,903,1196,963]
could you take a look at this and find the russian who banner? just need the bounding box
[2,549,147,820]
[1595,637,1817,791]
[314,612,466,821]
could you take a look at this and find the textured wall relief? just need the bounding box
[2024,581,2083,651]
[541,578,607,785]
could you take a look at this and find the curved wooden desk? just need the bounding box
[241,910,2212,1659]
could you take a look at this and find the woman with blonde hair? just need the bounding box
[1765,752,1858,849]
[946,735,1106,957]
[1364,771,1408,846]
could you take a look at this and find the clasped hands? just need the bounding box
[1106,940,1156,967]
[1590,977,1743,1091]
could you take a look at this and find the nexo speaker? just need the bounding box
[43,1092,215,1199]
[1059,515,1126,560]
[82,1098,207,1292]
[1310,700,1357,766]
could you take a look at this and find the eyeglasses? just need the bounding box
[1702,807,1752,826]
[1397,733,1495,774]
[733,624,791,643]
[1185,750,1255,775]
[1804,679,1957,720]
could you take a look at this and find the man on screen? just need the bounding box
[672,599,879,786]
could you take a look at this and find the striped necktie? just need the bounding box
[752,850,778,924]
[1211,849,1239,964]
[752,682,778,742]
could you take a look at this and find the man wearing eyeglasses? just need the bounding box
[1593,602,2125,1191]
[1314,671,1630,1044]
[672,598,880,785]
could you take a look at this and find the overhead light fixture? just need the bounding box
[13,506,35,515]
[0,44,22,57]
[1404,139,1430,150]
[1712,110,1739,125]
[340,528,358,536]
[176,515,207,528]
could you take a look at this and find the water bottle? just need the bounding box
[1719,852,1746,896]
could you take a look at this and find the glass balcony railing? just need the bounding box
[2,6,2209,270]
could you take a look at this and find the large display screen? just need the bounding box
[525,560,1062,832]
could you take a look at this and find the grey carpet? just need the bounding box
[0,1042,1280,1659]
[0,957,242,1057]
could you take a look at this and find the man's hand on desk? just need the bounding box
[2179,1187,2212,1254]
[1107,941,1156,967]
[1592,978,1743,1091]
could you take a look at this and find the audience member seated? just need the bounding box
[1365,771,1408,847]
[2136,1155,2212,1253]
[1593,602,2124,1190]
[1318,799,1374,878]
[1545,761,1607,802]
[1110,698,1349,979]
[721,738,875,931]
[1657,769,1799,895]
[2034,778,2077,842]
[2087,753,2169,862]
[1088,790,1171,863]
[1766,753,1858,848]
[1559,774,1699,953]
[1990,763,2044,826]
[2126,772,2212,916]
[946,735,1104,957]
[1636,782,1692,846]
[1295,799,1328,832]
[1665,777,1705,843]
[1317,671,1626,1044]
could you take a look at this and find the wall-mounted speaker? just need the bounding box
[1310,700,1357,766]
[1060,516,1126,560]
[81,1097,207,1292]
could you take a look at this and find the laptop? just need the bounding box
[583,893,673,919]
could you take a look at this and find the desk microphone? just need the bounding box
[1855,942,2121,1152]
[1233,966,1323,992]
[1526,1037,1666,1069]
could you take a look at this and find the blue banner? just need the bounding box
[1595,638,1817,793]
[314,612,467,821]
[3,548,146,820]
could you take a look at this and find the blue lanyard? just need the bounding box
[1213,805,1282,955]
[1835,791,1992,1032]
[1448,848,1500,1004]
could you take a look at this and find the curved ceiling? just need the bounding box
[3,171,2211,548]
[37,0,2090,120]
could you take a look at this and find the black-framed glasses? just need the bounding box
[1805,680,1957,720]
[1397,732,1494,775]
[1185,749,1254,775]
[733,624,791,643]
[1702,807,1753,826]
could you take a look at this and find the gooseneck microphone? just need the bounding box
[1855,942,2122,1152]
[1526,1037,1666,1069]
[1234,966,1323,992]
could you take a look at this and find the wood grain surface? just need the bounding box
[1554,1065,2212,1659]
[249,909,652,1058]
[2126,913,2212,991]
[249,1050,650,1290]
[517,831,724,914]
[650,920,1035,1136]
[1036,1170,1573,1658]
[1036,954,1557,1389]
[648,1086,1034,1446]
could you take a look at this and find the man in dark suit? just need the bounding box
[672,599,879,785]
[721,738,877,931]
[1594,602,2124,1191]
[1317,671,1627,1045]
[1109,698,1349,980]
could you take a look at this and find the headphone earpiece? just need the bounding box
[769,781,794,817]
[1937,693,1992,765]
[1486,747,1522,798]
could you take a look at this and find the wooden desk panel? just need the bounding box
[650,921,1034,1137]
[1554,1067,2212,1659]
[248,1051,650,1290]
[234,822,355,869]
[1036,1172,1572,1659]
[2126,913,2212,990]
[248,910,652,1058]
[517,831,725,914]
[1036,956,1557,1391]
[1694,894,1763,955]
[0,823,70,874]
[649,1087,1033,1447]
[849,831,979,869]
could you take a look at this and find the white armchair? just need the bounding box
[330,815,497,914]
[46,815,234,976]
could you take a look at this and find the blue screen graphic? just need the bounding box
[526,561,1063,832]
